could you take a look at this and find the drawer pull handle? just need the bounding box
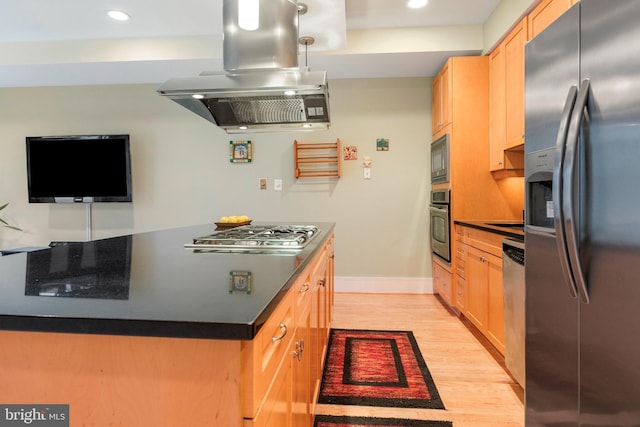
[272,323,288,342]
[319,279,326,287]
[299,282,310,293]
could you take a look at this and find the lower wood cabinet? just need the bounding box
[292,303,311,427]
[251,356,293,427]
[456,226,505,355]
[246,233,335,427]
[432,258,454,309]
[0,233,335,427]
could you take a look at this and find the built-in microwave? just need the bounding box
[431,134,449,184]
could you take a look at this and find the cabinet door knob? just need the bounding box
[292,339,305,361]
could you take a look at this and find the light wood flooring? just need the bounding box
[315,293,524,427]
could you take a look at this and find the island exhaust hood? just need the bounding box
[157,0,330,134]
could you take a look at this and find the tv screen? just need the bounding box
[26,134,132,203]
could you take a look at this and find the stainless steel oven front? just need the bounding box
[429,189,450,263]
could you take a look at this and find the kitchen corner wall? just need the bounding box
[0,78,432,286]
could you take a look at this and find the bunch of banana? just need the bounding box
[217,215,251,224]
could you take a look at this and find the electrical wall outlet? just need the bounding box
[363,167,371,179]
[259,178,267,190]
[274,179,283,191]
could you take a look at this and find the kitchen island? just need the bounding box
[0,222,335,426]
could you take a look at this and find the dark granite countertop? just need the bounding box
[0,222,334,340]
[454,220,524,241]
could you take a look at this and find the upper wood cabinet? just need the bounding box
[504,19,526,150]
[489,18,527,175]
[528,0,574,40]
[489,46,506,171]
[487,0,576,177]
[432,61,451,136]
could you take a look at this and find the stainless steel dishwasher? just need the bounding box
[503,237,525,387]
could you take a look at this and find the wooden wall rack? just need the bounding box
[294,139,341,178]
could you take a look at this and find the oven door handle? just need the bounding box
[429,205,449,214]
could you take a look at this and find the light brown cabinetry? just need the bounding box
[293,237,333,427]
[243,289,295,420]
[0,233,335,427]
[432,257,453,308]
[454,227,467,312]
[489,45,505,171]
[252,356,293,427]
[249,235,333,427]
[489,19,526,176]
[309,247,328,417]
[528,0,574,40]
[456,225,505,355]
[431,55,491,312]
[488,0,576,177]
[431,61,451,136]
[504,19,527,150]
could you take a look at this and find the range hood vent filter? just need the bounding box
[229,97,307,124]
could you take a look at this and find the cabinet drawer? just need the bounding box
[242,289,294,419]
[312,248,327,288]
[462,227,504,258]
[455,260,465,278]
[433,260,453,304]
[454,244,467,278]
[455,275,465,311]
[294,273,312,321]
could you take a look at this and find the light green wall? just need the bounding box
[0,78,432,279]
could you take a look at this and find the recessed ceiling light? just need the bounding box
[107,10,131,21]
[407,0,428,9]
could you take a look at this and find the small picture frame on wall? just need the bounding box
[343,145,358,160]
[230,140,252,163]
[376,138,389,151]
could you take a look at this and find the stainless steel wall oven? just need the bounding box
[429,189,450,262]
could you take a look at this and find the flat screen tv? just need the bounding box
[26,134,132,203]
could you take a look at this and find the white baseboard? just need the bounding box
[335,276,433,294]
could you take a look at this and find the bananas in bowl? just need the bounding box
[215,215,252,229]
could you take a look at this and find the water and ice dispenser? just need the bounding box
[526,148,556,230]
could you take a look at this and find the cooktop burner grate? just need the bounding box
[185,225,319,252]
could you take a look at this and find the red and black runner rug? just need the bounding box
[314,415,452,427]
[318,329,445,409]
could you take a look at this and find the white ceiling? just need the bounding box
[0,0,501,87]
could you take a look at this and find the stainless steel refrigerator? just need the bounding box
[524,1,640,425]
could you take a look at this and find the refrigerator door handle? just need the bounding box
[553,85,579,299]
[563,79,591,304]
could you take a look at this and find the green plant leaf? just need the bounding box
[0,202,22,231]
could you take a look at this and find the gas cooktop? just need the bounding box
[185,224,320,253]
